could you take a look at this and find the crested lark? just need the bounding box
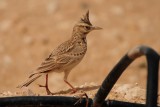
[17,10,102,95]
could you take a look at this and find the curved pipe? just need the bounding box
[93,45,159,107]
[0,96,92,107]
[0,45,159,107]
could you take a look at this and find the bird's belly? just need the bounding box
[62,57,83,71]
[49,59,82,74]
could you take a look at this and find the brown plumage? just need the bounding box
[17,10,102,94]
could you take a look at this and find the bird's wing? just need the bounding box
[51,40,74,55]
[29,41,75,77]
[29,55,72,77]
[36,55,56,73]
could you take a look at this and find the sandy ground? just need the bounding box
[1,83,160,104]
[0,0,160,104]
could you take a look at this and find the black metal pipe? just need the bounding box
[0,96,92,107]
[145,50,159,107]
[93,54,133,107]
[0,45,159,107]
[93,45,159,107]
[1,96,160,107]
[103,100,146,107]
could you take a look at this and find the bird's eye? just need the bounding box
[84,26,90,30]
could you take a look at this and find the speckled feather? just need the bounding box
[35,38,87,74]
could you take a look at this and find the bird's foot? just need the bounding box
[70,88,77,94]
[74,91,89,107]
[64,80,77,94]
[38,84,54,95]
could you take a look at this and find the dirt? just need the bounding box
[0,0,160,104]
[1,83,160,104]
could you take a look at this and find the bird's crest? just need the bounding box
[79,10,92,26]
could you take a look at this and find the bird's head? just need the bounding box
[73,10,102,36]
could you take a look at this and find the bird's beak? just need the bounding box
[91,26,102,30]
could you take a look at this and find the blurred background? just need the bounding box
[0,0,160,93]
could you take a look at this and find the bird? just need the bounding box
[17,10,102,95]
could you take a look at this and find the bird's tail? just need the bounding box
[17,74,42,88]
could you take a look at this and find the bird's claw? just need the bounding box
[70,88,77,94]
[74,91,89,107]
[38,84,45,87]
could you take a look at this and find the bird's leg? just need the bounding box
[64,70,77,94]
[64,79,77,94]
[74,91,89,107]
[38,74,53,95]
